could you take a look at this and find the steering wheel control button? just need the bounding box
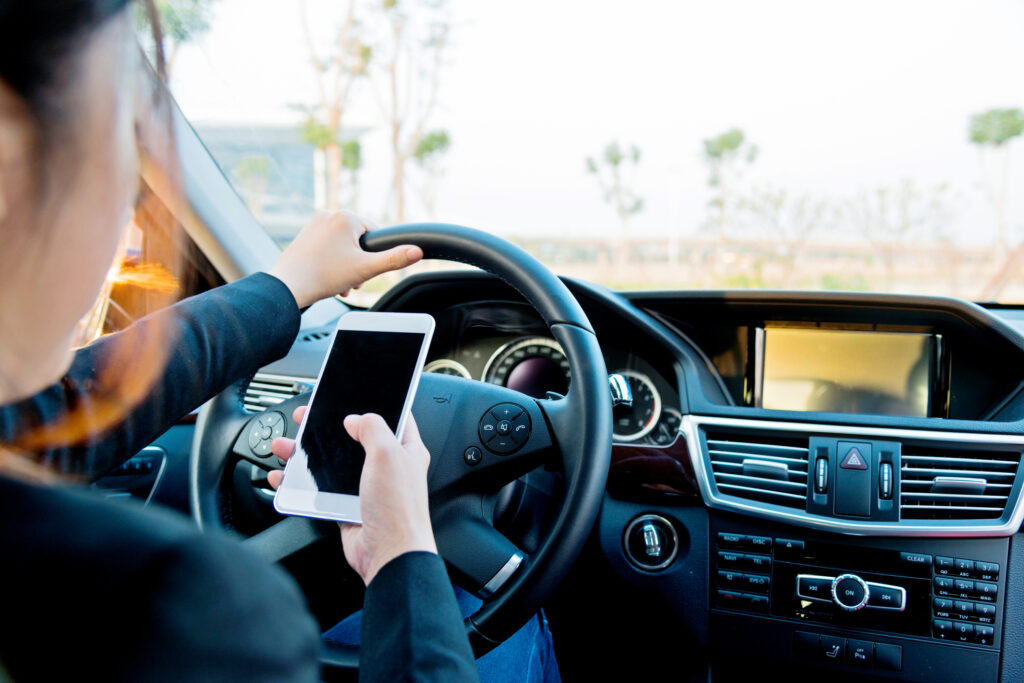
[479,413,498,442]
[246,411,285,458]
[463,446,483,466]
[624,514,678,571]
[796,574,834,602]
[480,404,530,454]
[832,574,870,611]
[490,403,523,422]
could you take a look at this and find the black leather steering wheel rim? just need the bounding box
[190,223,612,669]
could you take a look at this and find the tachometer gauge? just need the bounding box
[483,337,571,398]
[651,407,682,446]
[423,359,472,379]
[612,370,662,442]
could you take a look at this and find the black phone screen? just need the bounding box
[300,329,425,495]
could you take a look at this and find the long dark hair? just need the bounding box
[0,1,134,128]
[0,0,187,469]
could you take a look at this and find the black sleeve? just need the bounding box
[0,475,322,683]
[0,272,301,479]
[120,533,322,683]
[360,551,481,683]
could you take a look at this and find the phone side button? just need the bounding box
[464,446,483,466]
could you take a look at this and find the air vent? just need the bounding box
[900,446,1023,520]
[706,431,810,510]
[301,330,331,342]
[243,373,312,413]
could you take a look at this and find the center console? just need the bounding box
[709,517,1008,681]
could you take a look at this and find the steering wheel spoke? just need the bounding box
[415,374,555,495]
[432,501,526,598]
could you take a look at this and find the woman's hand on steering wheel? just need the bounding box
[268,406,438,586]
[269,211,424,309]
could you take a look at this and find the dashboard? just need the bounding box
[247,272,1024,682]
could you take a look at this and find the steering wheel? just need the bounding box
[190,223,612,673]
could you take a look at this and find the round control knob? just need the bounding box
[831,573,870,611]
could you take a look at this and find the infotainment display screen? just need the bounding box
[760,328,935,416]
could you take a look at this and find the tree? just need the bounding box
[586,141,644,267]
[738,186,829,287]
[968,108,1024,248]
[412,129,450,217]
[843,179,954,290]
[296,0,372,212]
[702,128,758,239]
[134,0,220,79]
[370,0,451,223]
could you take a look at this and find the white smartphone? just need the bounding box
[273,311,435,523]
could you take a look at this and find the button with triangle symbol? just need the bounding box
[840,446,869,470]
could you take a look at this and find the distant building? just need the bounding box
[196,123,365,245]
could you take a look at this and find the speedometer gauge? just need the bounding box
[483,337,571,398]
[612,370,662,442]
[424,359,472,379]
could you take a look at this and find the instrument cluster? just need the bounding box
[425,331,681,446]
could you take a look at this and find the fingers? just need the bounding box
[366,245,423,279]
[270,436,294,460]
[343,413,393,447]
[292,405,307,425]
[267,469,284,490]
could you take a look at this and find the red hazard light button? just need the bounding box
[840,446,868,470]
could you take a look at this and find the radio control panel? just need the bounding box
[709,519,1009,681]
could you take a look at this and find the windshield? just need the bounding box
[152,0,1024,304]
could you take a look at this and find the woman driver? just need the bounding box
[0,1,551,680]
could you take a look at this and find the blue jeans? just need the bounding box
[323,585,561,683]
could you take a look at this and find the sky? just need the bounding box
[170,0,1024,244]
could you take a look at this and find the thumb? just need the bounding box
[363,245,423,278]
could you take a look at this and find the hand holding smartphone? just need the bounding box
[273,311,435,523]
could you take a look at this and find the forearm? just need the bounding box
[0,272,301,478]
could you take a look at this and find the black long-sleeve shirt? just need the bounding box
[0,273,478,682]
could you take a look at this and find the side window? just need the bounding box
[73,180,224,346]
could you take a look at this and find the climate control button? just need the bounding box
[832,574,870,611]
